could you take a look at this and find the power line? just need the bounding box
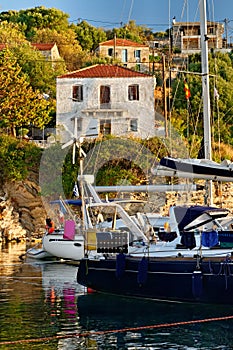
[71,17,169,29]
[71,18,122,26]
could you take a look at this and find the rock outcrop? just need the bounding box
[0,180,46,242]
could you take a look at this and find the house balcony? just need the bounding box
[81,108,128,119]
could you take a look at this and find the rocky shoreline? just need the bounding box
[0,180,46,242]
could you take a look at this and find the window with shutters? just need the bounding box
[72,85,83,102]
[100,85,110,108]
[122,49,128,62]
[134,49,141,62]
[128,84,139,101]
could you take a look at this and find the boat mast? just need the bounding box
[199,0,213,204]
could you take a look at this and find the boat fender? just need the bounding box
[115,253,126,279]
[137,257,148,286]
[192,270,203,299]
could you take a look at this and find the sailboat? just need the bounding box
[77,0,233,304]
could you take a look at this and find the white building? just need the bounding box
[56,64,156,142]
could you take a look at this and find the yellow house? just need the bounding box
[96,38,150,72]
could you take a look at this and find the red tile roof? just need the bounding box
[99,38,148,48]
[31,43,56,50]
[58,64,152,79]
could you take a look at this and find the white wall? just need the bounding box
[56,76,156,142]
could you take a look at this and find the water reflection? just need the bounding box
[0,243,85,349]
[77,293,233,349]
[1,243,233,349]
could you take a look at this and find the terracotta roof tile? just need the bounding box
[99,38,148,48]
[31,43,55,50]
[58,64,152,79]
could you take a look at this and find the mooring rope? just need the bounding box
[1,314,233,345]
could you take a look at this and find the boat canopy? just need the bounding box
[173,206,229,231]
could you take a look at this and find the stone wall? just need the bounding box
[163,181,233,215]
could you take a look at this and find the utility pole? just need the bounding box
[224,18,229,48]
[114,33,116,59]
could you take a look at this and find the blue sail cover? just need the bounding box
[173,206,228,231]
[160,157,233,180]
[50,199,82,206]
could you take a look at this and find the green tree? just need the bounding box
[0,49,53,136]
[0,20,27,44]
[0,17,66,98]
[0,134,42,182]
[11,43,66,98]
[0,7,70,40]
[32,28,89,71]
[75,21,107,51]
[171,52,233,152]
[107,20,148,43]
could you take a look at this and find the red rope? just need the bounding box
[1,315,233,345]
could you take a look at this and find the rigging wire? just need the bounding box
[119,0,127,26]
[207,0,223,159]
[127,0,134,24]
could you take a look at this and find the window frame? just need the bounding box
[99,119,111,135]
[130,119,138,132]
[122,49,128,63]
[100,85,111,108]
[72,85,83,102]
[128,84,139,101]
[108,48,113,56]
[134,49,141,62]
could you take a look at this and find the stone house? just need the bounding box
[56,64,156,143]
[95,38,150,72]
[172,21,224,53]
[31,43,61,66]
[0,42,61,63]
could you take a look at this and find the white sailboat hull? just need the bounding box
[42,232,85,260]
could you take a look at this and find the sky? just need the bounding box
[1,0,233,33]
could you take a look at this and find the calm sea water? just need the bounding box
[1,242,233,350]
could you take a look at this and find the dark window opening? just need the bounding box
[108,48,113,56]
[100,85,110,108]
[130,119,138,131]
[128,84,139,101]
[72,85,83,102]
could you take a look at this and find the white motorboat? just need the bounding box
[25,247,54,260]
